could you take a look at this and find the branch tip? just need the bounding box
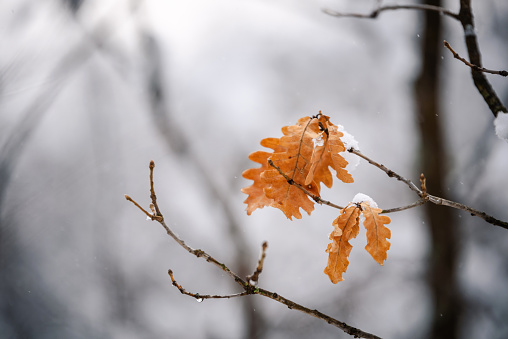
[420,173,427,196]
[444,40,508,77]
[247,241,269,285]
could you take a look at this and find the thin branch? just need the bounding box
[349,149,508,230]
[324,0,506,116]
[253,286,381,339]
[168,269,249,300]
[323,3,459,20]
[420,173,427,198]
[246,241,268,285]
[349,149,421,195]
[267,159,344,210]
[149,160,163,218]
[124,194,159,221]
[444,40,508,77]
[126,161,382,339]
[457,0,507,115]
[381,199,427,214]
[265,147,508,229]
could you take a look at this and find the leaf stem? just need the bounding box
[268,159,344,210]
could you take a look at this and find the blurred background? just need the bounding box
[1,0,508,338]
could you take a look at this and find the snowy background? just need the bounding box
[1,0,508,338]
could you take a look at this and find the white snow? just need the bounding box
[351,193,378,208]
[494,112,508,142]
[312,133,324,147]
[337,124,360,172]
[337,124,360,151]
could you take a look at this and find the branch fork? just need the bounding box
[125,161,381,339]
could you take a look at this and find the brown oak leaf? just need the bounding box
[261,116,321,219]
[361,202,391,265]
[241,138,284,215]
[324,204,361,283]
[305,117,353,187]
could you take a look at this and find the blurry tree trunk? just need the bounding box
[141,32,264,339]
[414,1,462,338]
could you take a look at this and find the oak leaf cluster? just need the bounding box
[242,113,391,282]
[324,202,391,283]
[242,114,352,219]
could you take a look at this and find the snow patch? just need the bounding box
[494,112,508,142]
[312,134,324,147]
[337,124,359,150]
[337,125,360,172]
[351,193,378,209]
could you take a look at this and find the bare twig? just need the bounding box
[246,241,268,285]
[168,269,249,300]
[349,149,508,230]
[124,194,159,221]
[126,161,382,339]
[349,149,421,195]
[381,199,427,214]
[458,0,507,115]
[323,3,458,20]
[444,40,508,77]
[149,160,163,218]
[324,0,507,117]
[420,173,427,198]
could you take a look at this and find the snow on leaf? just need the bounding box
[325,121,354,184]
[324,204,361,283]
[361,201,391,265]
[337,124,360,172]
[304,116,353,187]
[304,131,327,186]
[352,193,378,208]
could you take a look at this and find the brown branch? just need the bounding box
[444,40,508,77]
[325,0,507,116]
[266,147,508,229]
[381,199,427,214]
[124,194,159,221]
[323,3,458,20]
[126,161,382,339]
[149,160,163,218]
[420,173,427,198]
[168,269,249,300]
[348,149,508,230]
[253,286,381,339]
[246,241,268,286]
[349,149,421,195]
[457,0,507,115]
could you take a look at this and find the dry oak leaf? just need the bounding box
[242,114,353,220]
[304,117,354,187]
[261,116,322,219]
[361,202,391,265]
[324,204,361,283]
[241,138,283,215]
